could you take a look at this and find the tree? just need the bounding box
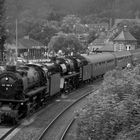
[48,32,83,55]
[129,24,140,46]
[28,22,58,46]
[5,0,53,41]
[61,15,81,33]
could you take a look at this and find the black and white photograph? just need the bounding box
[0,0,140,139]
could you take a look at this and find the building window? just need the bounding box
[126,45,131,51]
[119,44,124,51]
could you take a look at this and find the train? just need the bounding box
[0,49,140,124]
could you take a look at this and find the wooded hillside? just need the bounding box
[5,0,140,22]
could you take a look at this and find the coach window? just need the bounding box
[107,60,112,63]
[95,63,97,69]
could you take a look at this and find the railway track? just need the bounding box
[37,89,95,140]
[3,79,101,140]
[0,87,89,140]
[0,124,19,140]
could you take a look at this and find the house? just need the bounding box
[88,26,137,52]
[114,19,140,26]
[113,27,137,51]
[88,23,109,32]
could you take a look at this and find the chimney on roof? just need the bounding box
[24,35,30,39]
[123,25,128,31]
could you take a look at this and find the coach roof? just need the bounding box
[81,53,115,63]
[112,51,131,58]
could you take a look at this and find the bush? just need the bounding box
[76,67,140,140]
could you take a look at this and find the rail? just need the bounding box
[0,124,19,140]
[60,118,75,140]
[37,89,94,140]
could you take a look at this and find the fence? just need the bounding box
[0,60,6,66]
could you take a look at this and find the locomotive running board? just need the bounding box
[0,99,28,103]
[63,72,79,79]
[27,86,47,96]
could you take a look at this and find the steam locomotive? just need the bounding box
[0,49,140,124]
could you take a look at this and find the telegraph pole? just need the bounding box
[15,18,18,58]
[0,0,6,62]
[0,35,5,62]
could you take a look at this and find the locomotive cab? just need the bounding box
[55,56,81,92]
[42,62,61,96]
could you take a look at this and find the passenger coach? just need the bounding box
[82,53,115,78]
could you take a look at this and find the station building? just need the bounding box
[6,36,47,60]
[88,28,137,52]
[113,28,137,51]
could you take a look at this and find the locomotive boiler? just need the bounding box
[0,65,47,123]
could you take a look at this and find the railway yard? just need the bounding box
[0,0,140,139]
[0,80,102,140]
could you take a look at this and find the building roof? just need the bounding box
[91,32,107,45]
[82,52,114,63]
[99,44,114,52]
[92,38,105,45]
[7,37,46,50]
[18,38,44,49]
[115,19,140,25]
[89,43,114,52]
[114,30,137,41]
